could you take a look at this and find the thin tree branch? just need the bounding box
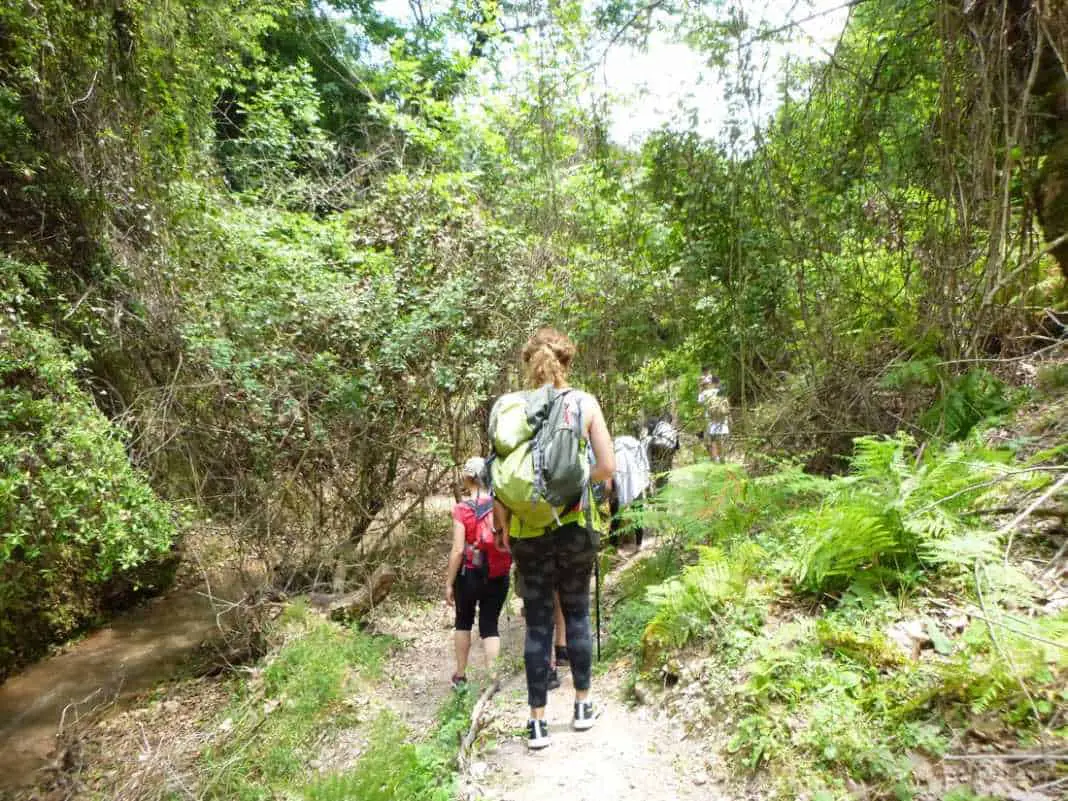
[1003,472,1068,564]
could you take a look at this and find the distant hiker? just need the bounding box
[609,434,650,550]
[444,457,512,688]
[645,410,680,490]
[698,375,730,463]
[489,327,615,749]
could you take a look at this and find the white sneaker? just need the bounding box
[573,700,595,731]
[527,719,550,749]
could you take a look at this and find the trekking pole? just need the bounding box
[585,501,600,661]
[595,553,601,661]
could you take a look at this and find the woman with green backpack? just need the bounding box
[489,328,615,750]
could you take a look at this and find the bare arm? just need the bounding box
[444,518,465,603]
[493,499,511,551]
[586,396,615,483]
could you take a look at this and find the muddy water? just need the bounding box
[0,579,242,792]
[0,497,455,793]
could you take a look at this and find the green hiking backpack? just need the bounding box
[488,385,590,531]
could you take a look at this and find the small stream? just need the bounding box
[0,497,453,794]
[0,578,242,792]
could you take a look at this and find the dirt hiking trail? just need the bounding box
[467,661,725,801]
[375,538,731,801]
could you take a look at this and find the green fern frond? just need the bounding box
[919,528,999,567]
[920,369,1013,441]
[642,543,765,655]
[638,461,831,546]
[794,496,904,591]
[850,434,915,482]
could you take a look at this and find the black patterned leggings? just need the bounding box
[511,522,596,709]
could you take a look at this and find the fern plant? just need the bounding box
[793,433,1026,592]
[637,461,831,547]
[794,492,906,591]
[913,613,1068,722]
[641,542,765,661]
[884,361,1015,442]
[920,369,1013,442]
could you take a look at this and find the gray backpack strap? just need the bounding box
[529,386,572,506]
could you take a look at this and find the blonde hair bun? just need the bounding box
[521,328,575,389]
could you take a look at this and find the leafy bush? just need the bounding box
[605,546,681,660]
[920,369,1015,442]
[642,542,766,660]
[638,461,831,547]
[630,461,830,664]
[883,361,1017,442]
[156,191,535,581]
[0,323,175,678]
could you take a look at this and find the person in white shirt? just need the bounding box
[697,374,729,463]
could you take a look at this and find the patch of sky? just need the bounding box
[370,0,851,147]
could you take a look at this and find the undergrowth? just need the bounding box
[195,608,470,801]
[305,689,472,801]
[618,430,1067,800]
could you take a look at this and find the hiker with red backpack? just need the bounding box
[444,457,512,688]
[488,327,615,749]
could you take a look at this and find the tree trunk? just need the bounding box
[1037,129,1068,280]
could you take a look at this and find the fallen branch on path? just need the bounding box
[457,679,501,771]
[307,564,396,621]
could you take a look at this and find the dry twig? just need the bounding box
[1002,472,1068,565]
[457,679,501,771]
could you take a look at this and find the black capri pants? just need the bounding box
[511,522,596,708]
[453,573,510,638]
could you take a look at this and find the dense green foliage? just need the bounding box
[608,424,1066,799]
[0,279,174,676]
